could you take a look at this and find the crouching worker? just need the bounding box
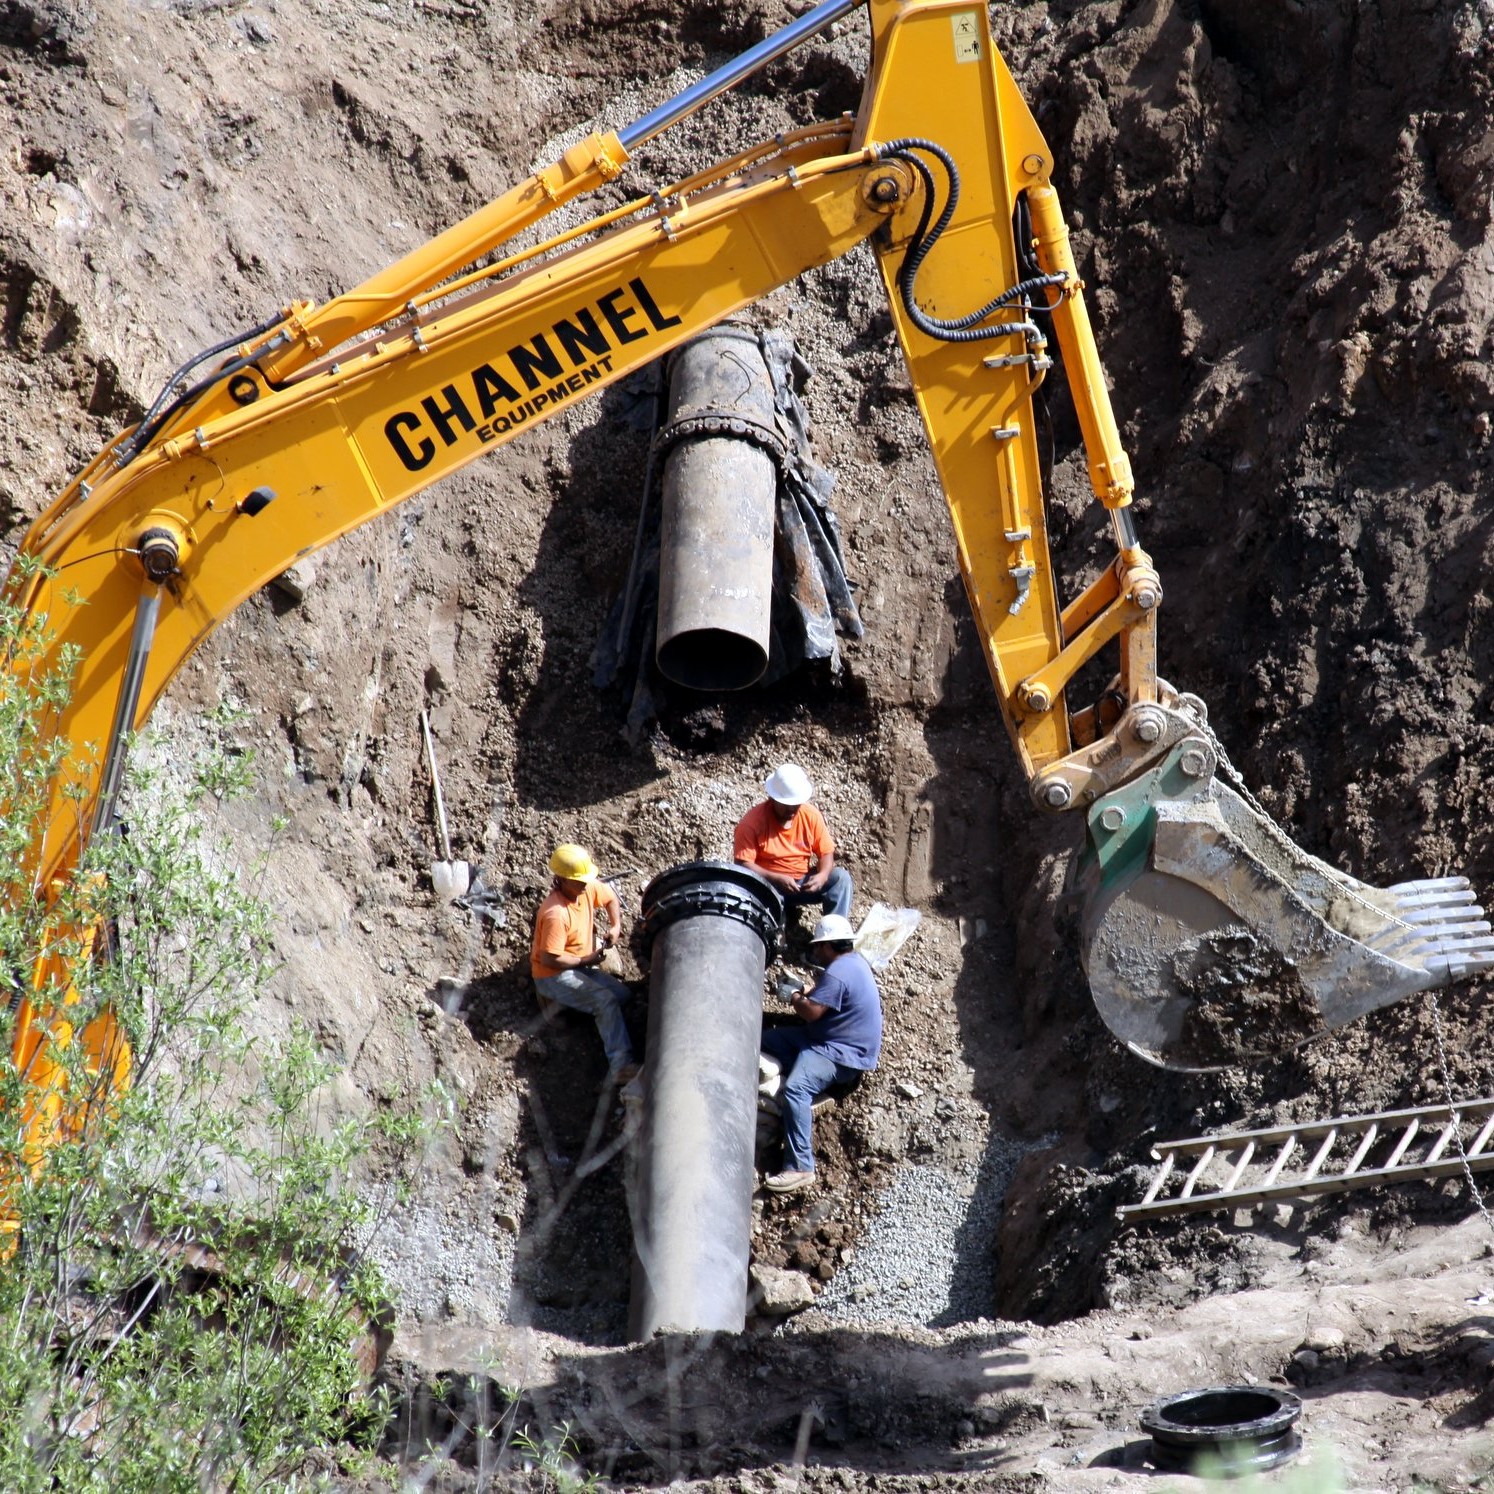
[733,763,853,920]
[531,843,639,1086]
[760,914,882,1195]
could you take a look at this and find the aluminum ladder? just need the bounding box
[1118,1097,1494,1223]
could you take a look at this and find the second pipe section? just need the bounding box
[629,861,782,1339]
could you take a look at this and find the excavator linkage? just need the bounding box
[1074,699,1494,1070]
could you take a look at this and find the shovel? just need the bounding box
[420,711,473,902]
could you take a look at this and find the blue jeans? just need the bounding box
[782,864,853,921]
[535,969,634,1076]
[761,1026,863,1174]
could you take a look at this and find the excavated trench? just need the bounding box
[3,0,1494,1484]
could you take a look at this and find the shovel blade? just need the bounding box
[1073,737,1494,1070]
[432,859,472,902]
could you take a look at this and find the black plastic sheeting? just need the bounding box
[592,328,863,742]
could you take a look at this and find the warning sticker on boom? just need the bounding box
[951,12,982,62]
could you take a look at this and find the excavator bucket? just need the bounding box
[1073,705,1494,1070]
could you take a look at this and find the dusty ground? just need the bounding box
[3,0,1494,1485]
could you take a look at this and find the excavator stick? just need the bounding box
[1072,699,1494,1070]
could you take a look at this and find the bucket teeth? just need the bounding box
[1389,887,1476,914]
[1395,903,1480,925]
[1382,926,1494,961]
[1371,905,1489,950]
[1389,876,1474,894]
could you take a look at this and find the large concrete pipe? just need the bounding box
[655,326,787,692]
[629,861,782,1340]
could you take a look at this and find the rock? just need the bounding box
[1301,1324,1346,1353]
[895,1080,923,1100]
[751,1264,815,1315]
[271,559,316,601]
[494,1211,520,1234]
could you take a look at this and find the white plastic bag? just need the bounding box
[853,902,922,970]
[758,1053,782,1099]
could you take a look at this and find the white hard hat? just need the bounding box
[764,763,812,806]
[811,914,855,944]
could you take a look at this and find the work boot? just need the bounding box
[763,1169,814,1194]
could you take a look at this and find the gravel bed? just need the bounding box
[813,1136,1034,1328]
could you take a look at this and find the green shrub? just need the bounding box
[0,589,393,1492]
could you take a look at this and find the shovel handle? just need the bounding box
[419,710,455,862]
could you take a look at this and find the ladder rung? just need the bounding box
[1343,1123,1380,1177]
[1302,1128,1338,1182]
[1261,1136,1297,1188]
[1223,1141,1255,1193]
[1424,1117,1460,1166]
[1139,1152,1176,1208]
[1384,1121,1420,1171]
[1180,1145,1215,1200]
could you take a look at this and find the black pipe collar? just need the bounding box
[1141,1385,1302,1475]
[641,860,783,953]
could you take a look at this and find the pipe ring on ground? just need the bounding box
[1140,1385,1302,1475]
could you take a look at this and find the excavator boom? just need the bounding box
[4,0,1491,1212]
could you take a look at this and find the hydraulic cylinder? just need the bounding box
[629,860,782,1339]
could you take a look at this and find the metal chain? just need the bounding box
[1426,988,1494,1241]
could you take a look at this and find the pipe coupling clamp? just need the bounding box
[651,410,790,472]
[641,860,784,953]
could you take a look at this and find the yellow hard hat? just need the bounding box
[549,843,598,882]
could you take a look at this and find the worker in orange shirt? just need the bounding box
[732,763,853,921]
[531,843,639,1086]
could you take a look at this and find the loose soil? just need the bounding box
[3,0,1494,1486]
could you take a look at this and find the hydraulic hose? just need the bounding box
[877,137,1067,344]
[117,311,287,467]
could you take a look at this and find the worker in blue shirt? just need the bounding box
[760,913,882,1195]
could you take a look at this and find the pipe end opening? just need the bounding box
[657,630,768,692]
[1141,1386,1302,1476]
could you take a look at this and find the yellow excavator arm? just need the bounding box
[6,0,1491,1199]
[13,0,1154,892]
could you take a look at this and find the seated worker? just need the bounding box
[733,763,852,920]
[530,843,639,1086]
[760,914,882,1195]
